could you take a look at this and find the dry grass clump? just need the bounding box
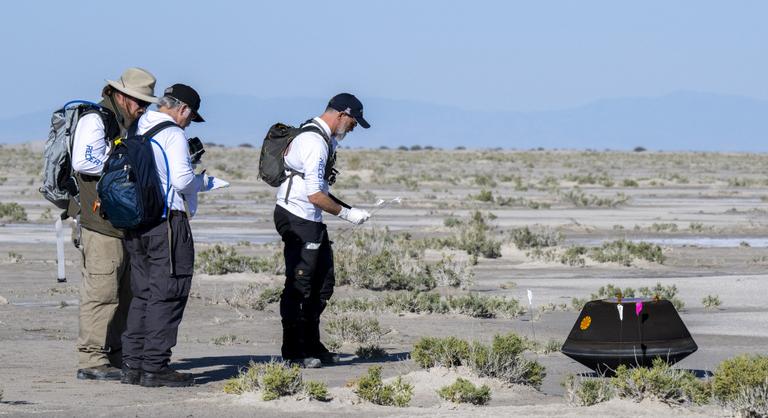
[195,244,278,275]
[612,358,711,405]
[354,365,413,407]
[303,380,331,402]
[650,222,679,232]
[210,334,242,345]
[590,239,664,266]
[559,187,629,208]
[571,283,683,311]
[564,375,614,406]
[437,377,491,405]
[568,354,768,415]
[562,172,615,187]
[638,283,684,311]
[6,251,23,263]
[223,360,331,401]
[713,355,768,415]
[224,361,299,400]
[510,226,562,250]
[335,228,472,291]
[0,202,27,222]
[324,316,389,345]
[701,294,722,310]
[566,359,710,407]
[328,291,525,319]
[412,333,546,389]
[429,211,502,262]
[224,284,283,310]
[355,344,388,360]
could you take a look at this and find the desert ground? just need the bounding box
[1,143,767,417]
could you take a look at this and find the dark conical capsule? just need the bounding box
[561,298,697,374]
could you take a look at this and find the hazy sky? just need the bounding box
[1,0,766,119]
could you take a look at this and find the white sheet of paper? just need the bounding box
[202,177,230,192]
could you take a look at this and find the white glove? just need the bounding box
[338,207,371,225]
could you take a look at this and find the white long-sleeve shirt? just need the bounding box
[71,113,109,175]
[276,117,337,222]
[136,110,203,216]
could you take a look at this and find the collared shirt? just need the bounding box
[71,113,109,176]
[276,117,337,222]
[136,110,202,216]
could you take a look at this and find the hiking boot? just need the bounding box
[121,365,141,385]
[285,357,322,369]
[76,365,121,381]
[140,368,194,388]
[314,352,340,365]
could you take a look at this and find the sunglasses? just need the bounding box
[125,94,150,109]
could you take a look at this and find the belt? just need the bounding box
[170,210,187,218]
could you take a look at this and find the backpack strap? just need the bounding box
[143,121,178,141]
[141,120,181,277]
[142,121,179,219]
[283,121,333,204]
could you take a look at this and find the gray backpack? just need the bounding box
[39,100,107,210]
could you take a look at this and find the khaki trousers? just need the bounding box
[76,228,131,368]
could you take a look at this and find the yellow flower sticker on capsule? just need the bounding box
[580,315,592,330]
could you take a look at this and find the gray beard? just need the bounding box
[335,129,347,141]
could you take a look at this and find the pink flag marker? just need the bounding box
[635,301,643,316]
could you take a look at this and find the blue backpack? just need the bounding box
[97,121,177,229]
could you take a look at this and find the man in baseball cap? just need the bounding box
[326,92,370,130]
[161,83,205,124]
[273,92,371,368]
[120,83,211,387]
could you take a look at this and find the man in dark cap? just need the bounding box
[120,84,215,387]
[274,93,371,368]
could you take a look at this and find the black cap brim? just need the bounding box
[354,113,370,129]
[192,112,204,123]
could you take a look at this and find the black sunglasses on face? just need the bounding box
[135,98,151,109]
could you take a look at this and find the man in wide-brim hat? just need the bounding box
[69,67,158,381]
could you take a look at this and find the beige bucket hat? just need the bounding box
[105,67,159,103]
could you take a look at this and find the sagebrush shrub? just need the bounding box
[223,361,303,401]
[412,333,546,389]
[354,366,413,407]
[324,316,388,345]
[437,377,491,405]
[303,380,331,402]
[0,202,27,222]
[564,375,614,406]
[713,355,768,403]
[195,245,275,275]
[590,240,664,266]
[612,358,710,405]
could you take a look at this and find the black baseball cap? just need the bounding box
[164,84,205,123]
[328,93,370,129]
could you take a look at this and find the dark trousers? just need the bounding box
[273,205,335,359]
[122,212,194,372]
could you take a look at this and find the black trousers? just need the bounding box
[122,211,194,372]
[273,205,335,359]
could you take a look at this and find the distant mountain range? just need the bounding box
[2,91,767,151]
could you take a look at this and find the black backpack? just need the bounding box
[258,120,337,187]
[97,121,177,229]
